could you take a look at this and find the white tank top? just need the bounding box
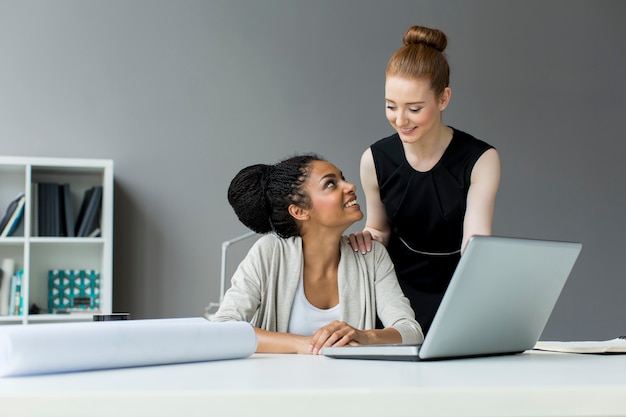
[287,273,341,336]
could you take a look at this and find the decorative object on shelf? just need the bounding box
[48,269,101,314]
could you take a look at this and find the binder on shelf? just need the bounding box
[37,183,49,236]
[36,183,45,236]
[51,183,62,236]
[0,193,26,238]
[60,183,75,237]
[75,186,102,237]
[0,192,25,237]
[36,182,81,237]
[37,182,62,237]
[31,182,39,236]
[74,187,93,236]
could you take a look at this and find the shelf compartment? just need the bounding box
[28,241,106,315]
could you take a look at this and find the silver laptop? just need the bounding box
[323,235,582,361]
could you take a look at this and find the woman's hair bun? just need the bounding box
[227,164,274,234]
[228,153,323,238]
[403,25,447,52]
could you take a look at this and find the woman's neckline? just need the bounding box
[400,126,455,173]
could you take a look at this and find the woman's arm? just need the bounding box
[254,328,313,354]
[360,148,390,244]
[462,148,501,253]
[346,149,390,254]
[257,323,400,355]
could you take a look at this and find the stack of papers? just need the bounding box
[534,337,626,354]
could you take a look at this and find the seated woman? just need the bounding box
[212,154,423,354]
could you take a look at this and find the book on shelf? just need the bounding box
[0,258,16,315]
[534,337,626,354]
[2,194,26,237]
[0,192,26,237]
[75,186,102,237]
[8,269,24,316]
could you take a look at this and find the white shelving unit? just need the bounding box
[0,156,113,325]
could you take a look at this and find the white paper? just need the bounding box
[0,317,257,377]
[534,338,626,354]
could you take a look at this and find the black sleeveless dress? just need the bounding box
[370,127,493,334]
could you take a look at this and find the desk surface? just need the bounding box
[2,350,626,417]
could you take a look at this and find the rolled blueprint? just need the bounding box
[0,317,256,377]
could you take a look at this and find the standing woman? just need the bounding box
[348,25,501,334]
[213,154,423,354]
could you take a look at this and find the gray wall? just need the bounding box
[1,0,624,339]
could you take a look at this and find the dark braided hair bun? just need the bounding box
[227,164,274,234]
[227,154,324,238]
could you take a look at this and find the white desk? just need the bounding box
[1,350,626,417]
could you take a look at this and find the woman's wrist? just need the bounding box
[363,328,401,346]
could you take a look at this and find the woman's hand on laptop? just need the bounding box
[309,321,365,355]
[310,321,404,354]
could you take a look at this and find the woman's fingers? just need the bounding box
[310,321,358,354]
[345,232,372,254]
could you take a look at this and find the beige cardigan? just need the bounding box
[212,234,423,345]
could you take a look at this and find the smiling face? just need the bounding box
[385,76,450,144]
[296,160,363,232]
